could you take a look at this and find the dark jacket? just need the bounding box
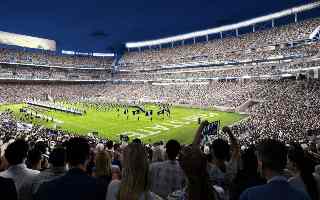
[230,170,266,200]
[35,168,107,200]
[240,178,311,200]
[96,175,112,190]
[0,176,18,200]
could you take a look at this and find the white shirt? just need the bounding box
[149,160,185,198]
[0,164,39,195]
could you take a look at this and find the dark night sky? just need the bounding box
[0,0,314,52]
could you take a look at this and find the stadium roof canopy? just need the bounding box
[1,0,319,52]
[126,2,320,49]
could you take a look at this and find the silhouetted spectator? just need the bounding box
[35,137,106,200]
[26,148,42,171]
[31,147,67,195]
[0,139,39,199]
[94,151,112,190]
[230,147,266,200]
[150,140,185,198]
[106,143,162,200]
[240,139,310,200]
[0,176,17,200]
[168,145,221,200]
[288,144,320,200]
[208,127,240,192]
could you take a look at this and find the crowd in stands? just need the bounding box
[231,79,320,146]
[1,54,319,82]
[0,12,319,200]
[0,48,114,68]
[119,17,320,70]
[0,65,111,81]
[0,18,319,82]
[0,83,110,104]
[0,59,320,200]
[1,77,320,141]
[0,111,319,200]
[115,58,320,81]
[98,81,254,108]
[0,81,245,107]
[1,78,320,148]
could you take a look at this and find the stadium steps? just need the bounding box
[237,98,263,112]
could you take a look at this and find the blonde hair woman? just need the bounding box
[106,143,162,200]
[95,151,112,189]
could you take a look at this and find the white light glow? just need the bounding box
[126,2,320,48]
[0,31,56,51]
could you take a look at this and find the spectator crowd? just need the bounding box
[119,17,320,70]
[0,48,114,68]
[1,115,320,200]
[0,13,319,200]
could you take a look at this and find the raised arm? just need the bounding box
[192,120,209,146]
[222,126,240,160]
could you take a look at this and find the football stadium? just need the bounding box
[0,1,320,200]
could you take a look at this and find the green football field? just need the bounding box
[0,103,246,144]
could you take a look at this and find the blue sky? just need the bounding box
[0,0,313,52]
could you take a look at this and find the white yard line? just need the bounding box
[119,112,218,139]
